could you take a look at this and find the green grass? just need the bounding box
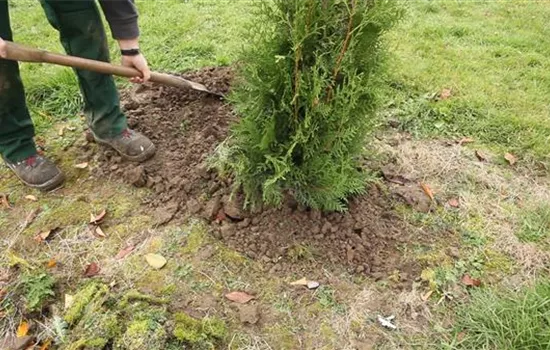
[444,281,550,350]
[517,204,550,244]
[386,1,550,164]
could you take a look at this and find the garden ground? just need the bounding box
[1,1,550,349]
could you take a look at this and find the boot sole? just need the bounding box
[8,166,65,192]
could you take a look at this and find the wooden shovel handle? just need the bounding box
[3,41,209,92]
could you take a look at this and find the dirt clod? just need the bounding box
[126,165,146,187]
[238,304,260,325]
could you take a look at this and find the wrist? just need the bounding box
[117,38,140,50]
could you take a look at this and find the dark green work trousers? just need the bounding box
[0,0,127,162]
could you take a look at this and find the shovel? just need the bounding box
[3,41,224,98]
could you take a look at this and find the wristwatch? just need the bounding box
[121,48,140,56]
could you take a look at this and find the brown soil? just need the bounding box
[91,67,424,284]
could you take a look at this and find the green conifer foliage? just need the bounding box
[221,0,402,211]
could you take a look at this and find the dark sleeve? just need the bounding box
[98,0,140,40]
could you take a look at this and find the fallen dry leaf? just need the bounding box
[439,88,452,100]
[420,183,435,202]
[94,226,106,238]
[58,126,65,137]
[84,262,100,277]
[448,198,460,208]
[421,290,434,301]
[16,321,29,337]
[504,153,517,166]
[225,291,255,304]
[115,245,135,260]
[475,150,488,162]
[34,230,52,243]
[290,277,308,286]
[145,254,167,269]
[74,162,88,169]
[46,258,56,268]
[89,209,107,224]
[24,195,38,202]
[457,137,474,146]
[461,274,481,287]
[39,339,52,350]
[0,193,11,209]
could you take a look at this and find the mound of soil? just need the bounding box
[92,67,421,282]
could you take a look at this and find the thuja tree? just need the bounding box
[219,0,402,211]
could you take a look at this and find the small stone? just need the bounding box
[198,164,210,179]
[223,196,244,220]
[238,218,251,229]
[154,201,179,225]
[314,234,324,241]
[346,247,355,263]
[126,166,146,187]
[204,196,222,220]
[309,210,322,221]
[170,176,182,187]
[220,224,236,240]
[321,222,332,234]
[356,265,365,273]
[311,225,321,235]
[238,304,259,325]
[269,264,280,274]
[187,198,202,215]
[110,164,119,171]
[448,247,460,259]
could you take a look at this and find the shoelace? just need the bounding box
[25,155,39,167]
[121,129,133,139]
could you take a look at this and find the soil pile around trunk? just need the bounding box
[91,67,421,282]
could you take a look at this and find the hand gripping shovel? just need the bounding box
[3,41,224,98]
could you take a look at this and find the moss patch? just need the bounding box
[173,312,227,349]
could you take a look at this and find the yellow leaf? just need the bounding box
[46,258,56,268]
[145,254,167,270]
[420,183,435,202]
[504,153,517,166]
[16,321,29,337]
[39,339,52,350]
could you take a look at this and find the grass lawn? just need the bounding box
[2,1,549,349]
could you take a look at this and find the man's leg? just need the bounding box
[0,0,64,191]
[40,0,127,138]
[40,0,155,162]
[0,0,37,163]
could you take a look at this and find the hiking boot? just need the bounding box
[92,128,156,162]
[4,154,65,191]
